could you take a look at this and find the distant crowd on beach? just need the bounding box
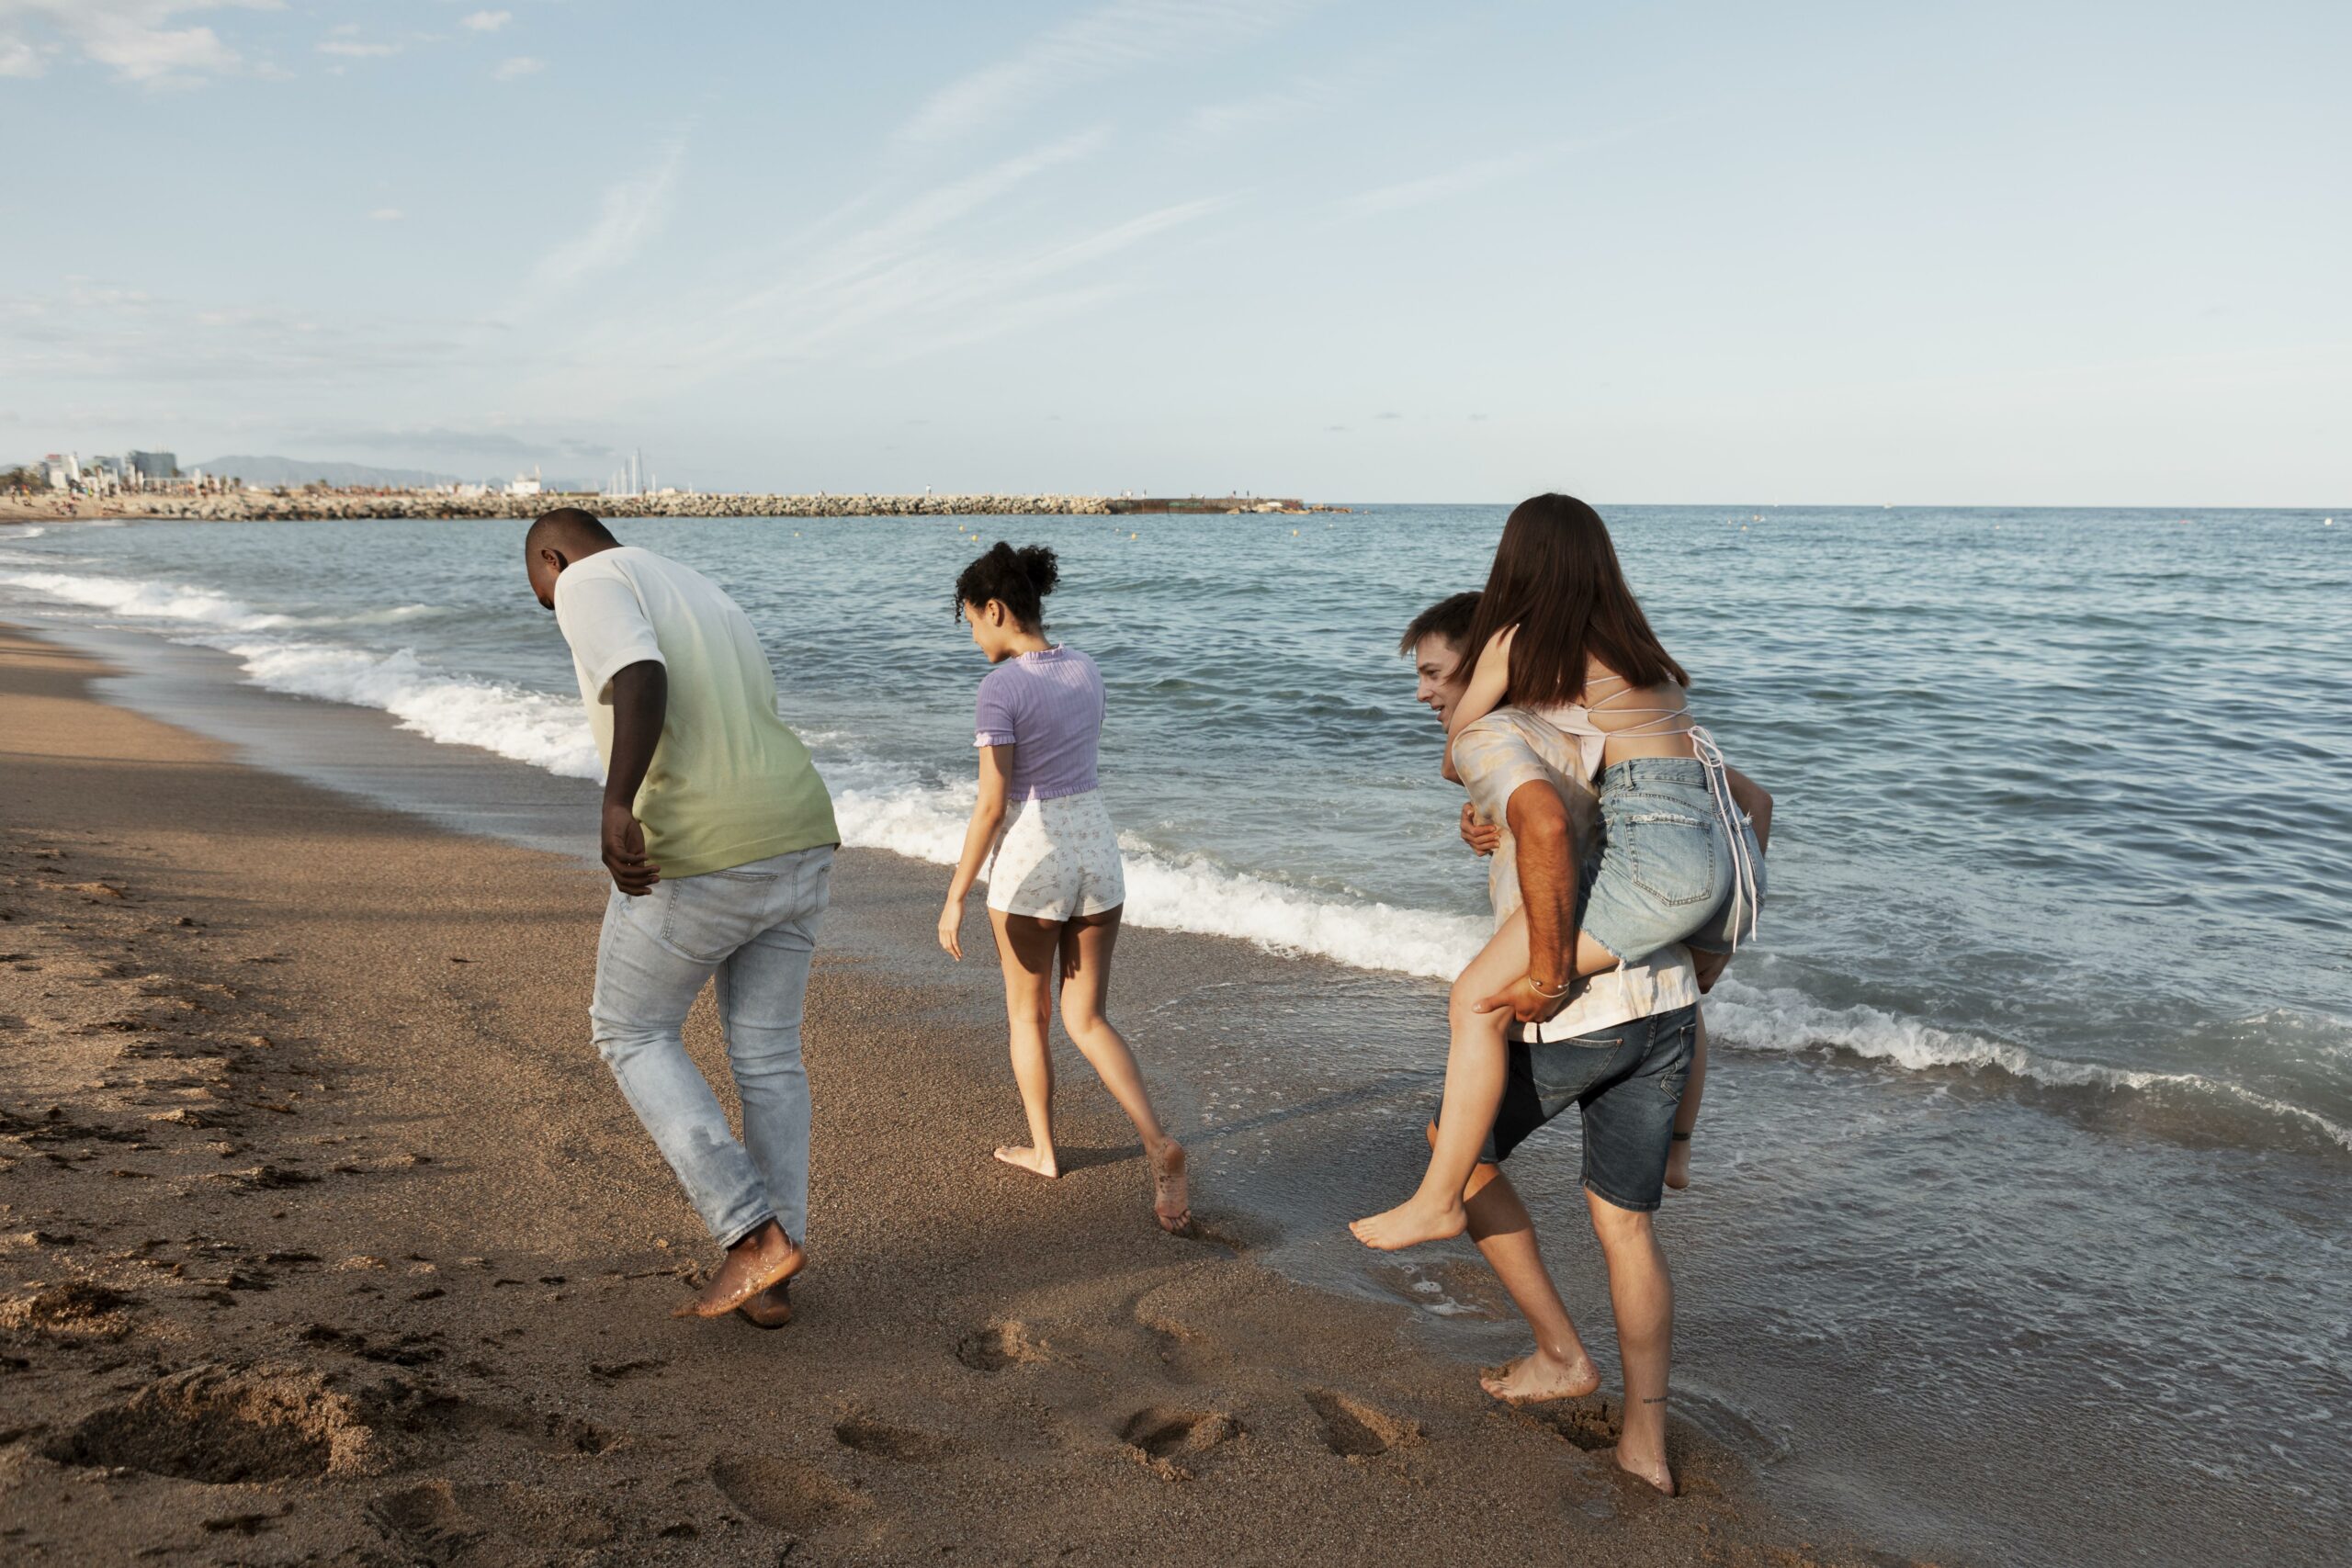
[521,492,1770,1496]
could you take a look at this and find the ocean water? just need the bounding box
[2,506,2344,1564]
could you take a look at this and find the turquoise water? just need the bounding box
[4,506,2346,1563]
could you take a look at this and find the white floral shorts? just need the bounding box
[986,788,1126,920]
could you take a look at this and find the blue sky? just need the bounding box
[2,1,2344,503]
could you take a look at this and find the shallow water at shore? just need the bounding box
[4,507,2346,1564]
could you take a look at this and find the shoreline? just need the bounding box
[0,492,1340,524]
[0,621,1893,1565]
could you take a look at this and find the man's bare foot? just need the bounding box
[1150,1140,1190,1233]
[735,1280,792,1331]
[1479,1348,1600,1404]
[1348,1193,1467,1251]
[1614,1444,1677,1495]
[1664,1135,1692,1191]
[994,1145,1058,1178]
[672,1220,803,1319]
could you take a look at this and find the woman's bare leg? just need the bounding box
[1665,1005,1707,1190]
[1351,911,1528,1251]
[1055,908,1188,1230]
[989,909,1064,1178]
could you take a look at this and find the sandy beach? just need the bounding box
[0,621,1904,1565]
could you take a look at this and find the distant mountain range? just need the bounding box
[198,456,468,490]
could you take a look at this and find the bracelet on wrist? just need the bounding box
[1527,974,1574,998]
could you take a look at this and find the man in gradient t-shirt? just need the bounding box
[525,507,837,1330]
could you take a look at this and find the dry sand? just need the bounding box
[0,625,1908,1566]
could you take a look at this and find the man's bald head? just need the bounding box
[524,508,619,611]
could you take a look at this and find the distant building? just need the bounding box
[505,466,544,497]
[130,450,177,482]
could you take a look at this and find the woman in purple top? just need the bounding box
[937,542,1190,1233]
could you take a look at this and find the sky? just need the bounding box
[1,0,2346,504]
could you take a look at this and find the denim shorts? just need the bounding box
[1458,1003,1698,1213]
[1581,756,1765,962]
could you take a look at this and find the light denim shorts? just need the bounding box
[1581,756,1765,963]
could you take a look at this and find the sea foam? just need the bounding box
[1706,976,2352,1152]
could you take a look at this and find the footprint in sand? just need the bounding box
[1122,1405,1241,1462]
[831,1413,954,1463]
[1525,1395,1622,1454]
[1303,1389,1420,1459]
[373,1479,616,1558]
[954,1320,1051,1373]
[368,1482,481,1561]
[708,1453,868,1533]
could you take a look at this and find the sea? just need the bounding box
[2,505,2344,1566]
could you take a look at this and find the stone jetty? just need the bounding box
[2,491,1336,525]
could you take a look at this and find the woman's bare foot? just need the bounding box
[735,1280,792,1331]
[994,1145,1058,1178]
[1664,1134,1692,1191]
[1150,1140,1190,1233]
[1614,1444,1677,1495]
[673,1220,802,1319]
[1349,1193,1467,1251]
[1479,1348,1600,1404]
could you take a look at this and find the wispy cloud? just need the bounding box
[319,39,401,59]
[0,0,277,87]
[897,0,1307,147]
[1179,51,1380,144]
[491,53,541,80]
[529,136,687,294]
[369,208,404,221]
[459,9,511,31]
[1327,129,1643,223]
[515,130,1227,403]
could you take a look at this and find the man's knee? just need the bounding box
[1586,1190,1656,1245]
[728,1023,806,1077]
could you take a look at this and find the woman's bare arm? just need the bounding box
[939,744,1013,960]
[1441,626,1516,783]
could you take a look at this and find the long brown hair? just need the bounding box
[1458,494,1687,708]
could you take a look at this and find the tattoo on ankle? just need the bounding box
[1640,1395,1668,1404]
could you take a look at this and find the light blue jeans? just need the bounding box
[589,845,833,1248]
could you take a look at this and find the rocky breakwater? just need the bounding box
[28,491,1125,523]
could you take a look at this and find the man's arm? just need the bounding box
[603,660,667,896]
[1477,778,1577,1023]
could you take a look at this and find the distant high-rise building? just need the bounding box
[130,451,177,481]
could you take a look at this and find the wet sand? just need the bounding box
[0,624,1904,1565]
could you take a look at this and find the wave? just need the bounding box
[1706,976,2352,1153]
[217,638,605,780]
[0,570,297,632]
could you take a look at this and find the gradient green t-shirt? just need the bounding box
[553,546,838,878]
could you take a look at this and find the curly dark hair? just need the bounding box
[955,540,1060,628]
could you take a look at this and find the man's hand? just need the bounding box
[1459,802,1500,857]
[937,896,966,961]
[1474,973,1573,1025]
[602,800,660,896]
